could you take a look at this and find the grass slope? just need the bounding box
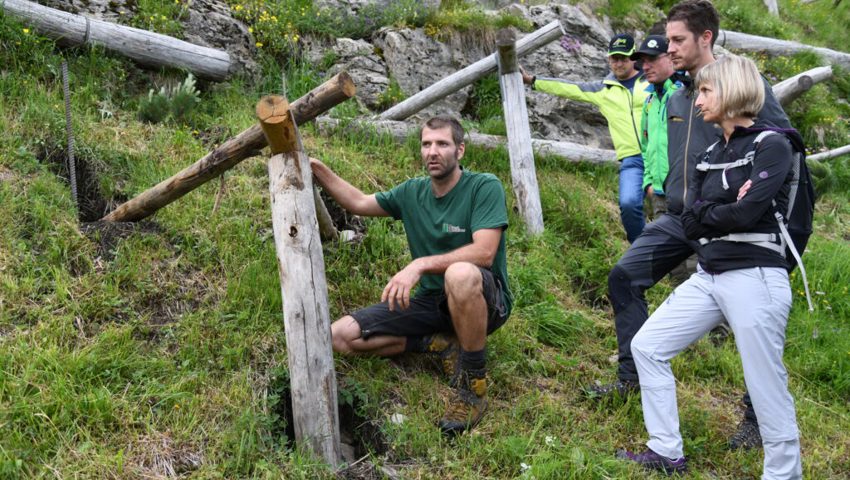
[2,1,850,478]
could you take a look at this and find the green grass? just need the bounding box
[2,2,850,478]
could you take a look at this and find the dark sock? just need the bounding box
[459,348,486,372]
[404,336,428,353]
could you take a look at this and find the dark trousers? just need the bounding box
[608,213,756,420]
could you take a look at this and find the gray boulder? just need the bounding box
[372,27,492,119]
[303,37,390,110]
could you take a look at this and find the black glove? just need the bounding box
[691,199,717,221]
[681,208,716,240]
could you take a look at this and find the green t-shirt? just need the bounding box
[375,169,512,316]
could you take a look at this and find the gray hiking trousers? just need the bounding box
[632,266,801,479]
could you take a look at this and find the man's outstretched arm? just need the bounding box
[382,228,503,311]
[309,157,389,217]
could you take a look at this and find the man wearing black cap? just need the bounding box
[631,33,684,219]
[522,33,650,243]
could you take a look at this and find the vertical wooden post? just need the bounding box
[256,95,341,465]
[496,28,544,235]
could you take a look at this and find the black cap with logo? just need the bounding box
[630,35,669,60]
[607,33,636,56]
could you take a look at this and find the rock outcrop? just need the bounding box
[39,0,640,146]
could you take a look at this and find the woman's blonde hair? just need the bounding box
[695,54,765,119]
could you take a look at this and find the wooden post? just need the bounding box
[378,20,564,121]
[256,95,341,466]
[496,28,543,235]
[102,72,356,224]
[763,0,779,15]
[772,66,833,107]
[4,0,231,81]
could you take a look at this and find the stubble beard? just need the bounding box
[426,151,459,181]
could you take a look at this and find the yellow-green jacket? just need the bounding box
[534,73,649,160]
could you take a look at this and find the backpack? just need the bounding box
[698,129,816,309]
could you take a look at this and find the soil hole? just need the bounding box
[269,370,389,473]
[38,145,121,222]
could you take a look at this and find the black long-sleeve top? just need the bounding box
[683,120,795,273]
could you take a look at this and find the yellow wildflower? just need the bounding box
[255,42,263,48]
[22,28,30,34]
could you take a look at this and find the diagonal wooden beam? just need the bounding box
[102,72,355,223]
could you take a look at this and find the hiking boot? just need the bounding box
[438,368,487,437]
[708,321,732,345]
[616,448,688,475]
[425,333,460,386]
[729,418,762,450]
[584,379,640,399]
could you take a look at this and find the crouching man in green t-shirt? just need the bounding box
[310,116,512,436]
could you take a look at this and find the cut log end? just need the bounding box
[337,72,357,98]
[257,96,298,154]
[496,28,517,46]
[256,95,291,124]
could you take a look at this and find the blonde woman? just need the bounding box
[618,54,803,479]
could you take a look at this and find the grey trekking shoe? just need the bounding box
[729,419,762,450]
[708,321,732,345]
[584,379,640,399]
[616,448,688,475]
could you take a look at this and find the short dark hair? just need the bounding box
[648,20,667,36]
[422,116,465,147]
[668,0,720,48]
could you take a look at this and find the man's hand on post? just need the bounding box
[520,66,534,85]
[381,261,423,311]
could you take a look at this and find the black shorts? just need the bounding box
[350,267,509,340]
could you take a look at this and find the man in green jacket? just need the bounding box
[632,34,682,219]
[522,33,650,242]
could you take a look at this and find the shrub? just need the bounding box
[138,87,170,124]
[137,74,201,124]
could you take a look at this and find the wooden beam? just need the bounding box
[3,0,231,81]
[718,30,850,70]
[315,117,619,165]
[808,144,850,162]
[102,72,356,223]
[378,20,565,121]
[772,66,833,107]
[257,97,341,466]
[497,28,543,234]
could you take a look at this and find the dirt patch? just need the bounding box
[38,143,117,222]
[124,431,203,478]
[0,167,14,182]
[81,220,163,261]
